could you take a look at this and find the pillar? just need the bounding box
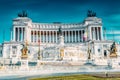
[75,30,76,42]
[97,27,99,40]
[33,30,35,43]
[89,27,91,40]
[23,28,25,41]
[68,31,70,42]
[40,30,42,43]
[49,31,51,43]
[24,27,26,42]
[80,30,82,42]
[72,31,73,43]
[20,28,22,41]
[95,27,97,40]
[91,27,93,40]
[13,27,16,41]
[17,28,19,41]
[53,31,54,43]
[56,31,57,43]
[100,27,103,40]
[43,31,44,43]
[65,31,67,43]
[34,31,36,43]
[93,27,95,40]
[22,28,24,41]
[48,31,49,43]
[78,30,80,42]
[46,31,48,43]
[37,31,39,43]
[81,30,83,42]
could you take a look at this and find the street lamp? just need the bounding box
[87,40,92,60]
[38,26,41,60]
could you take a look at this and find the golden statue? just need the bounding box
[109,42,117,58]
[21,44,28,59]
[87,41,92,60]
[88,45,91,59]
[60,48,64,60]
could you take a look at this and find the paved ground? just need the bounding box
[1,72,120,80]
[91,72,120,78]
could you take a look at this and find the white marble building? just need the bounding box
[2,12,119,64]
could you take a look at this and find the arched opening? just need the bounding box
[104,50,107,57]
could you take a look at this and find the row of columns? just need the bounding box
[91,27,101,40]
[13,27,102,42]
[14,27,25,41]
[31,30,86,43]
[31,31,58,43]
[64,30,85,43]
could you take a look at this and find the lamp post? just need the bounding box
[87,40,91,60]
[38,26,41,60]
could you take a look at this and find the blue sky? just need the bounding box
[0,0,120,43]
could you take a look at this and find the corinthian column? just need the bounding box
[68,31,70,42]
[78,30,80,42]
[17,28,19,41]
[56,31,57,43]
[13,27,16,41]
[97,27,99,40]
[72,31,73,42]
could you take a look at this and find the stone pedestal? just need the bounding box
[20,43,29,70]
[58,36,64,60]
[37,60,44,67]
[20,59,29,70]
[109,53,117,58]
[85,59,95,65]
[59,36,64,46]
[60,48,64,60]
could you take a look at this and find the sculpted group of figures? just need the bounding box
[18,11,28,17]
[18,10,96,18]
[21,44,28,59]
[109,42,117,57]
[87,10,96,17]
[20,41,117,60]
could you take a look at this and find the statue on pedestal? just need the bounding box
[58,26,62,36]
[109,42,117,58]
[87,10,96,17]
[18,10,28,17]
[58,26,64,45]
[87,44,91,59]
[60,48,64,60]
[21,44,28,59]
[58,26,64,60]
[20,43,29,70]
